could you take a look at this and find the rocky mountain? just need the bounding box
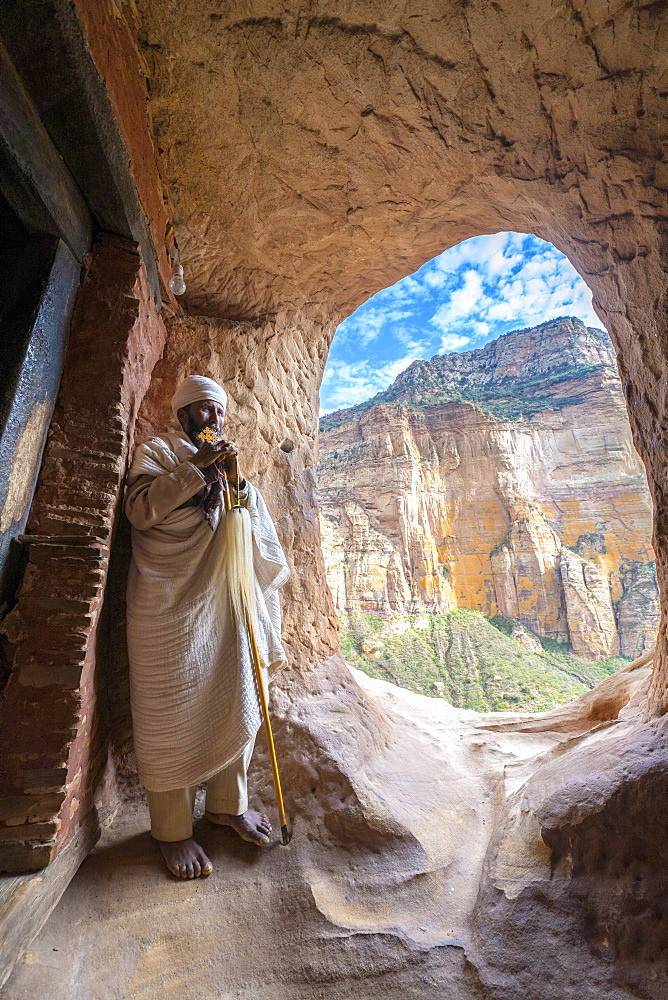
[318,317,659,661]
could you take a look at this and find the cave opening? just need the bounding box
[316,232,658,714]
[1,4,668,996]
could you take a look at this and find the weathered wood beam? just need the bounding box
[0,1,165,306]
[0,40,92,262]
[0,809,99,989]
[0,235,80,611]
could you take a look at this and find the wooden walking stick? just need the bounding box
[201,427,292,845]
[244,605,291,845]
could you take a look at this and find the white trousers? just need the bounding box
[146,738,255,842]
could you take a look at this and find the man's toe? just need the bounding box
[193,860,201,877]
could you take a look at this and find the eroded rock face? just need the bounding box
[470,714,668,1000]
[6,652,665,1000]
[319,319,658,659]
[39,4,668,998]
[130,311,340,675]
[132,0,668,713]
[134,2,668,332]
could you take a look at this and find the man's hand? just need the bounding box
[191,438,237,471]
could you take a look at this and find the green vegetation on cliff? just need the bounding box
[319,319,614,432]
[319,362,597,432]
[340,608,627,712]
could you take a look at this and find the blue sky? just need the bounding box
[320,232,601,414]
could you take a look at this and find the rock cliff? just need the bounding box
[4,4,668,998]
[318,318,658,660]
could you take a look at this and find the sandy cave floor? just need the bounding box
[1,671,587,1000]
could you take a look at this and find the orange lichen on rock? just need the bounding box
[319,319,659,660]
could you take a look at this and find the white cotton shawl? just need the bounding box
[125,431,289,792]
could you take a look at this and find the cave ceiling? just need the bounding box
[135,1,666,324]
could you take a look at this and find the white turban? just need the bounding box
[171,375,228,419]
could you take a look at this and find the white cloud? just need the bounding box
[484,258,599,327]
[386,309,413,322]
[446,269,485,320]
[322,231,603,413]
[430,270,484,332]
[431,233,523,278]
[425,233,600,336]
[337,307,384,347]
[394,327,429,351]
[320,353,426,413]
[337,304,420,349]
[423,268,447,289]
[380,274,422,304]
[440,333,471,352]
[365,232,600,338]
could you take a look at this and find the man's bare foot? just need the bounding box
[156,836,213,878]
[206,808,272,846]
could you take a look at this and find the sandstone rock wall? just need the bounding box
[319,319,659,660]
[134,0,668,714]
[67,5,668,996]
[129,309,341,675]
[2,2,668,994]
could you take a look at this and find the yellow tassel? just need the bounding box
[224,503,257,629]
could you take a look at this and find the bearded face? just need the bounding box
[179,399,225,445]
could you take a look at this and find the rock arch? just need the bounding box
[1,2,667,996]
[136,1,668,712]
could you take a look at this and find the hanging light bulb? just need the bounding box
[169,262,186,296]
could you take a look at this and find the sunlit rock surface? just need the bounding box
[131,0,668,716]
[5,3,666,996]
[4,652,662,1000]
[319,319,658,659]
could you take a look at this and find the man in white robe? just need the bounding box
[125,375,289,878]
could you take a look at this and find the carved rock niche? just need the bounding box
[8,4,668,999]
[128,3,668,996]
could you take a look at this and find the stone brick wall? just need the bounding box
[0,234,165,874]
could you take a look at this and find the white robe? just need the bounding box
[125,431,289,792]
